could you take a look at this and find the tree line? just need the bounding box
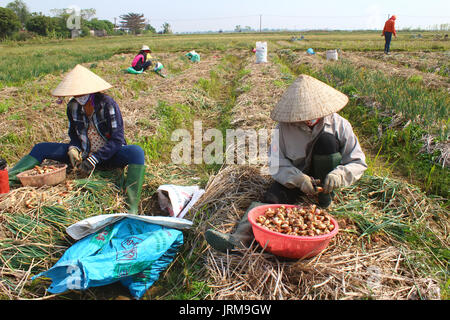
[0,0,172,41]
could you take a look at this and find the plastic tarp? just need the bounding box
[126,67,144,74]
[33,217,186,299]
[66,213,193,241]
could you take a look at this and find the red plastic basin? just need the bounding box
[248,204,339,259]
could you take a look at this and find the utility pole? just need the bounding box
[260,14,262,32]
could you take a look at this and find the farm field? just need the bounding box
[0,31,448,300]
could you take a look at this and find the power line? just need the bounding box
[265,14,450,19]
[148,14,450,22]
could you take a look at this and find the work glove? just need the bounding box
[295,173,316,195]
[79,156,97,176]
[67,147,82,168]
[323,172,343,194]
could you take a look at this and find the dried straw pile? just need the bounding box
[205,241,441,300]
[189,165,272,234]
[189,165,446,300]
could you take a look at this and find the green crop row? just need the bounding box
[321,62,449,198]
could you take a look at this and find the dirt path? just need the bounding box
[232,52,288,130]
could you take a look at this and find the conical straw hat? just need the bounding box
[270,74,349,122]
[51,64,113,97]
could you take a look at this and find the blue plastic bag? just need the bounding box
[33,218,183,299]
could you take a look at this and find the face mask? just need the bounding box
[74,94,90,105]
[305,118,320,127]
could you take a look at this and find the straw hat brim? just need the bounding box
[51,64,113,97]
[270,74,349,123]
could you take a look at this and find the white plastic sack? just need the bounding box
[66,213,193,241]
[255,41,268,63]
[326,49,338,61]
[157,185,205,219]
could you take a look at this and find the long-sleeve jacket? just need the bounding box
[269,113,367,188]
[67,93,126,165]
[131,51,149,71]
[383,17,397,36]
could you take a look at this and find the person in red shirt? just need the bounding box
[382,15,397,54]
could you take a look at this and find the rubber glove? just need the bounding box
[68,147,82,168]
[323,172,343,194]
[296,173,316,195]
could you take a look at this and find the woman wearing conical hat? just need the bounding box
[131,45,153,72]
[263,74,367,208]
[205,75,367,253]
[8,65,146,214]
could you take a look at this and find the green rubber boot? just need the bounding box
[205,202,264,253]
[8,155,40,185]
[124,164,146,214]
[312,153,342,208]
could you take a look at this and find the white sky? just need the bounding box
[1,0,449,32]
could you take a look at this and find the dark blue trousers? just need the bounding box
[133,60,152,72]
[384,32,393,53]
[29,143,145,168]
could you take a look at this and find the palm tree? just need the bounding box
[119,13,146,34]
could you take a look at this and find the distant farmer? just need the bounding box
[205,75,367,253]
[8,65,146,214]
[185,50,201,62]
[131,45,153,72]
[152,61,166,78]
[382,15,397,54]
